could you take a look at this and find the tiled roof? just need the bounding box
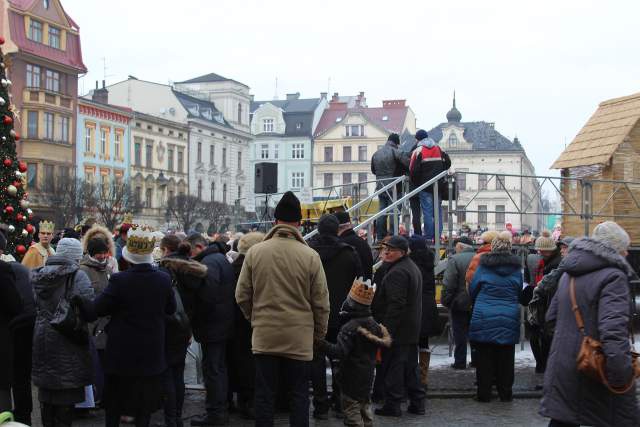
[172,90,233,129]
[250,98,320,114]
[552,92,640,169]
[314,104,408,137]
[9,0,80,30]
[427,121,522,152]
[7,10,86,72]
[176,72,249,88]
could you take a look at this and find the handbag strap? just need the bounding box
[569,277,586,335]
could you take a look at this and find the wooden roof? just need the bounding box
[552,92,640,169]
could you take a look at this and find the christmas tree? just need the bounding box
[0,37,34,258]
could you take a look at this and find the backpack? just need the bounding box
[167,271,190,331]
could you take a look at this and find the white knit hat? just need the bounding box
[592,221,630,254]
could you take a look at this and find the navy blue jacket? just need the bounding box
[94,263,176,377]
[469,251,522,345]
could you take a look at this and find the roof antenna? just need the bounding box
[453,90,456,108]
[274,77,279,100]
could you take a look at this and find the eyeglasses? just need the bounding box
[381,247,400,253]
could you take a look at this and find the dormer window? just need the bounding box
[448,133,459,147]
[48,26,61,49]
[29,19,43,43]
[296,122,302,130]
[263,118,274,133]
[346,125,364,137]
[43,0,50,9]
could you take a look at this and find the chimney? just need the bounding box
[332,92,339,102]
[382,100,406,108]
[250,94,255,102]
[286,92,300,100]
[92,81,109,104]
[320,92,327,100]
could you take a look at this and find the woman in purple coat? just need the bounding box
[540,221,640,427]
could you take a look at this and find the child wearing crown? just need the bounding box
[316,277,392,427]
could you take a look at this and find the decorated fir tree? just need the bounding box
[0,37,34,258]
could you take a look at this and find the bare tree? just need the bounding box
[47,175,88,228]
[85,180,142,231]
[166,194,202,232]
[199,201,230,233]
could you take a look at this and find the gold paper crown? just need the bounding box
[349,277,376,306]
[122,212,134,225]
[125,226,156,255]
[39,220,55,233]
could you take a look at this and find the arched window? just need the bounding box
[197,180,202,199]
[448,133,459,147]
[237,103,242,124]
[210,182,215,201]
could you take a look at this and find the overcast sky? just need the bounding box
[64,0,640,177]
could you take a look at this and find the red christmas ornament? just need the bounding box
[26,224,34,234]
[13,180,21,188]
[13,133,20,141]
[4,205,14,214]
[18,161,27,173]
[3,115,13,125]
[16,213,23,222]
[16,245,26,255]
[3,158,11,167]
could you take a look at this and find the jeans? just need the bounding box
[164,363,186,427]
[254,354,310,427]
[450,310,471,368]
[418,190,443,241]
[380,345,425,408]
[376,191,395,240]
[409,196,422,235]
[202,342,228,417]
[473,342,515,401]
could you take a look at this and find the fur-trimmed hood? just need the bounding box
[82,225,116,256]
[562,237,636,279]
[159,257,208,278]
[479,251,521,276]
[358,324,392,348]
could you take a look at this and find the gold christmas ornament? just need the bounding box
[7,184,17,196]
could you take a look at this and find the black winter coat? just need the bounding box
[410,247,440,340]
[339,229,374,281]
[8,261,34,329]
[371,255,423,345]
[309,235,363,329]
[228,254,255,393]
[159,254,208,366]
[0,260,21,388]
[192,242,236,343]
[94,263,176,377]
[320,308,391,400]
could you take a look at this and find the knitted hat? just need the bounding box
[56,238,84,263]
[592,221,630,254]
[348,277,376,306]
[334,211,351,226]
[87,238,109,256]
[415,129,428,141]
[238,232,265,255]
[479,230,499,245]
[491,233,512,253]
[388,133,400,145]
[535,231,556,251]
[317,214,339,236]
[274,191,302,223]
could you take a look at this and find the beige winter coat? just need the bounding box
[235,224,329,361]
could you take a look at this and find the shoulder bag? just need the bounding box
[50,271,89,345]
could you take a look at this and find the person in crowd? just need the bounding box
[370,237,392,404]
[31,238,94,427]
[371,133,407,241]
[92,228,176,427]
[236,191,330,427]
[371,236,425,417]
[469,232,522,402]
[399,136,423,236]
[335,211,374,281]
[22,220,56,269]
[159,235,208,427]
[1,230,33,424]
[409,129,451,242]
[521,229,534,245]
[442,236,476,370]
[408,235,439,389]
[309,214,363,419]
[317,279,392,427]
[465,230,499,287]
[114,223,131,272]
[540,221,640,427]
[184,233,235,426]
[522,230,562,374]
[228,232,264,420]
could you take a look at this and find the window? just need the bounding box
[292,143,304,159]
[345,125,364,137]
[324,173,333,187]
[478,174,488,190]
[44,164,54,192]
[114,132,122,159]
[237,103,242,124]
[100,129,107,156]
[145,143,153,167]
[58,166,69,186]
[223,183,227,204]
[27,164,37,189]
[134,141,142,165]
[291,172,305,189]
[28,111,38,138]
[237,151,242,172]
[222,148,227,168]
[343,146,352,162]
[496,174,506,190]
[448,133,459,147]
[48,26,61,49]
[478,205,487,227]
[324,146,333,162]
[43,0,50,9]
[167,147,174,171]
[177,150,184,173]
[45,70,60,93]
[496,205,505,229]
[342,173,352,184]
[210,182,215,201]
[456,169,468,191]
[134,186,142,204]
[456,207,466,223]
[358,172,368,183]
[358,145,367,161]
[26,64,40,88]
[197,142,202,162]
[44,113,54,139]
[145,188,153,208]
[59,117,69,142]
[209,145,215,165]
[273,145,279,159]
[29,19,43,42]
[263,118,274,133]
[197,180,203,199]
[260,144,269,159]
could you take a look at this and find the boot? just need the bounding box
[419,349,431,388]
[41,403,56,427]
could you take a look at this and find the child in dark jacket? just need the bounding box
[318,278,392,427]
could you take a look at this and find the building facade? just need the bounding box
[249,92,327,196]
[428,97,543,232]
[313,92,416,197]
[1,0,86,218]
